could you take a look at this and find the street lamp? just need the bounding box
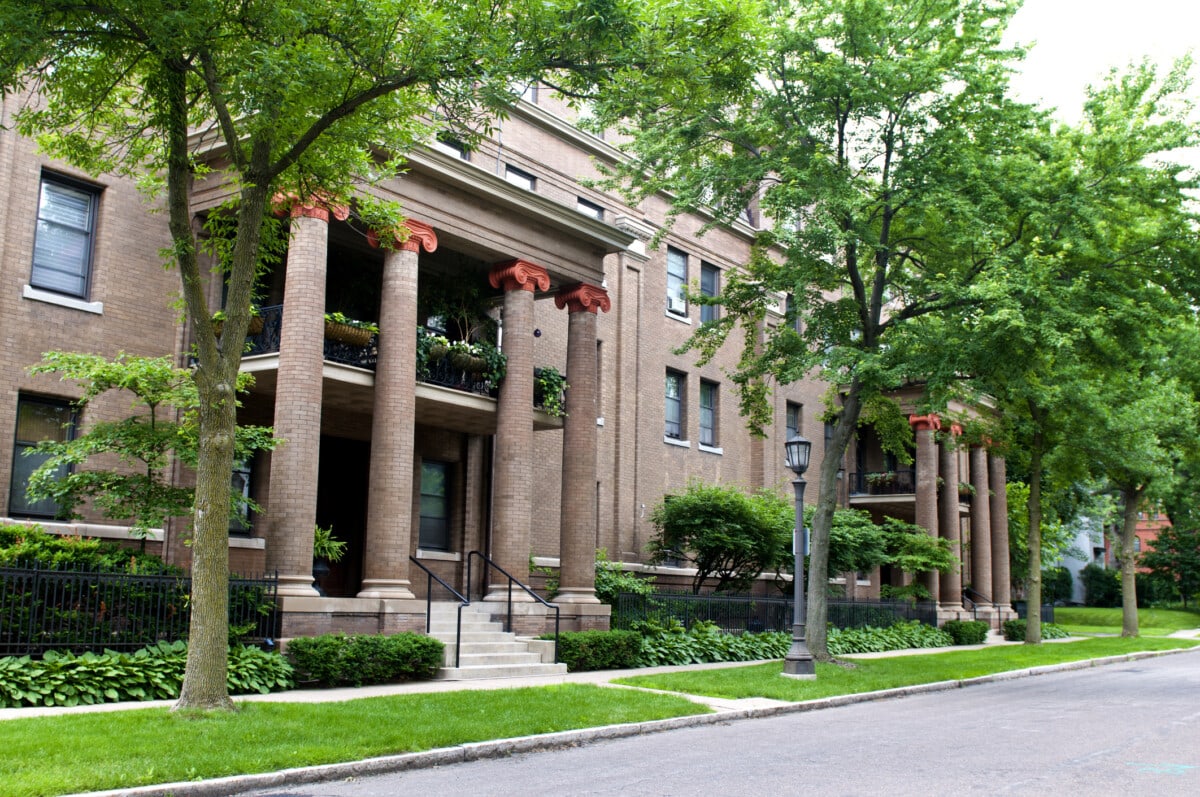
[783,434,816,679]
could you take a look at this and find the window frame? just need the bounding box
[229,456,254,535]
[786,402,802,441]
[699,262,719,324]
[666,246,688,316]
[418,460,453,552]
[665,370,686,440]
[504,164,536,191]
[699,380,718,447]
[9,394,76,519]
[576,197,605,220]
[31,173,99,300]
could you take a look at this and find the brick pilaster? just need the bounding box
[358,220,437,598]
[554,283,610,604]
[486,259,549,598]
[909,414,940,601]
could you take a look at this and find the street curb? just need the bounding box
[69,645,1199,797]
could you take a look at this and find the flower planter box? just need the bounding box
[324,320,372,346]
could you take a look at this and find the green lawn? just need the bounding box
[0,685,708,797]
[1054,606,1200,636]
[612,637,1199,701]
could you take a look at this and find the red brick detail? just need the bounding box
[908,413,941,432]
[555,283,611,314]
[272,193,350,222]
[949,423,964,437]
[489,259,550,293]
[367,219,438,253]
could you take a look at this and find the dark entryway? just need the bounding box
[315,435,370,597]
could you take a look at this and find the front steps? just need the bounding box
[426,602,567,680]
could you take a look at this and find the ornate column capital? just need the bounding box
[489,259,550,293]
[554,282,611,314]
[367,218,438,253]
[908,413,941,432]
[949,423,964,437]
[272,192,350,222]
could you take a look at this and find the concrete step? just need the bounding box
[427,621,504,634]
[436,662,568,681]
[441,641,535,655]
[428,631,516,644]
[456,651,545,666]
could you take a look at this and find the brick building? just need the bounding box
[0,89,1014,639]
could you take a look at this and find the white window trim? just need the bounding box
[23,284,103,314]
[416,549,462,562]
[664,436,691,448]
[698,443,724,455]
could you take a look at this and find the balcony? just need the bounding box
[849,469,916,496]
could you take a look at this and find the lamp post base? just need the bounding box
[781,625,816,679]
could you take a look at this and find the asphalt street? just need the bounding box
[237,650,1200,797]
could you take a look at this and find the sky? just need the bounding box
[1004,0,1199,122]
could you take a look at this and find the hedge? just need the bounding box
[285,632,443,687]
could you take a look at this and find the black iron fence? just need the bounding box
[612,591,938,634]
[849,468,917,495]
[0,563,278,657]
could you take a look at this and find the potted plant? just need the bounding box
[324,311,378,346]
[211,306,263,337]
[312,523,347,596]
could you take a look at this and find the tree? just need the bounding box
[0,0,754,708]
[593,0,1039,658]
[25,352,274,543]
[1139,525,1200,608]
[649,482,793,594]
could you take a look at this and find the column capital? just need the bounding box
[555,282,611,314]
[272,192,350,222]
[908,413,941,432]
[949,423,964,437]
[489,259,551,293]
[367,218,438,253]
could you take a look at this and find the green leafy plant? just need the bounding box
[312,524,347,563]
[827,621,954,655]
[631,619,790,667]
[533,366,568,417]
[550,630,643,671]
[1002,619,1071,642]
[594,548,654,605]
[324,311,379,334]
[940,619,990,646]
[285,632,443,687]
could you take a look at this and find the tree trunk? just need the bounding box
[1119,485,1143,638]
[1024,420,1043,644]
[806,380,862,661]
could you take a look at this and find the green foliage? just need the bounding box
[824,508,889,577]
[940,620,990,646]
[24,352,275,536]
[1081,563,1122,608]
[826,621,954,655]
[1042,566,1074,605]
[594,548,654,605]
[533,366,568,418]
[285,633,443,687]
[0,641,293,708]
[649,482,792,594]
[324,312,379,335]
[551,630,644,672]
[0,523,177,572]
[631,620,790,667]
[312,525,347,563]
[1002,620,1071,642]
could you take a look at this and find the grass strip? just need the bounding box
[613,637,1199,701]
[1053,606,1200,637]
[0,684,708,797]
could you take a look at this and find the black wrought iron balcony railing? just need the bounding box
[849,468,917,496]
[245,304,377,369]
[420,354,498,397]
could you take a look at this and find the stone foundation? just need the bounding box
[278,596,426,639]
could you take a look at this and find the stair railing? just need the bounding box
[409,555,469,669]
[466,550,560,663]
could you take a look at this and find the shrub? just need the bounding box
[827,620,954,655]
[941,619,989,645]
[1042,566,1074,604]
[632,619,789,667]
[594,548,654,605]
[286,632,443,687]
[0,523,178,572]
[0,641,293,708]
[1081,563,1121,607]
[552,630,643,671]
[1002,619,1072,641]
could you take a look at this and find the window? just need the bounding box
[32,174,98,298]
[699,380,718,447]
[9,396,75,518]
[667,247,688,315]
[229,457,253,534]
[1134,538,1142,553]
[786,402,802,441]
[577,197,604,220]
[504,164,536,191]
[785,293,802,333]
[665,370,685,439]
[520,82,539,103]
[419,460,451,551]
[434,136,470,161]
[700,262,719,324]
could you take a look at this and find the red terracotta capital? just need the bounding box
[272,192,350,222]
[908,413,941,432]
[489,259,550,293]
[367,219,438,253]
[555,283,611,314]
[949,423,964,437]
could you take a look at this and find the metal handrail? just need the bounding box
[466,550,559,663]
[962,587,991,624]
[408,555,469,668]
